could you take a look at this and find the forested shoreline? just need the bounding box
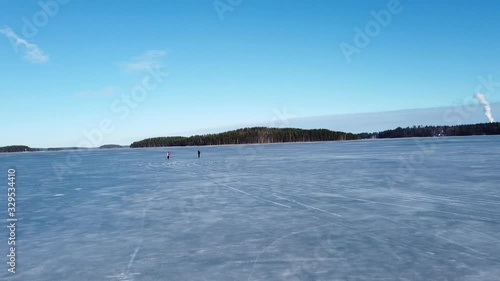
[130,123,500,148]
[130,127,357,147]
[0,145,37,153]
[374,122,500,139]
[2,123,499,152]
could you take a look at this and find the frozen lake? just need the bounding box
[1,136,499,281]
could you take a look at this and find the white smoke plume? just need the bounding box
[474,92,495,123]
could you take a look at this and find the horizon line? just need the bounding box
[2,121,498,149]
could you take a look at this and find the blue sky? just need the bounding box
[1,0,499,147]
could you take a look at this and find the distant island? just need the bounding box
[2,122,499,153]
[0,146,85,153]
[99,144,126,149]
[47,147,81,151]
[0,145,38,153]
[130,127,358,147]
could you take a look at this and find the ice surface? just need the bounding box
[0,136,499,280]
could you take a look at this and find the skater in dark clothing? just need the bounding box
[197,149,201,158]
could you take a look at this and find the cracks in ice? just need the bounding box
[108,172,164,280]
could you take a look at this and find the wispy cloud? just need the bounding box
[0,26,49,63]
[74,86,118,98]
[120,50,167,72]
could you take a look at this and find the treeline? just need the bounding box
[0,145,37,153]
[99,144,124,149]
[47,147,82,151]
[373,122,500,139]
[130,123,500,148]
[4,123,500,152]
[130,127,357,147]
[1,146,85,153]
